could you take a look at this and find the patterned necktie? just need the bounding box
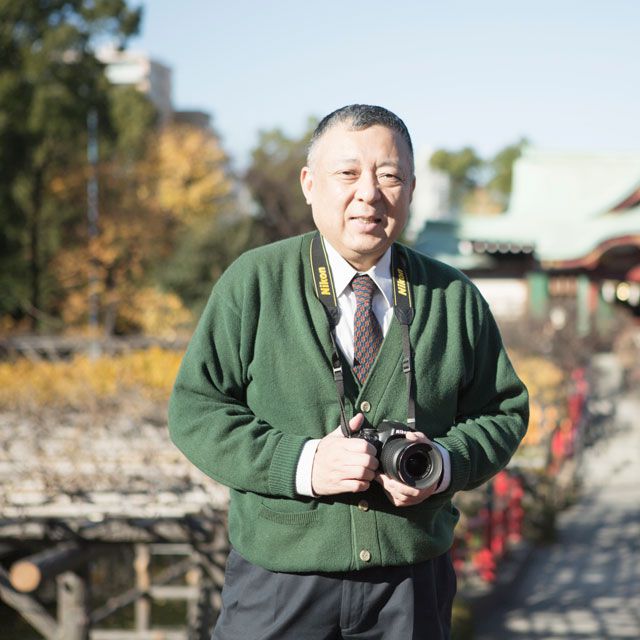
[352,274,383,384]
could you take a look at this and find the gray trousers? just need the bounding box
[212,549,456,640]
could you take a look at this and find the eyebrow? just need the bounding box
[335,158,404,168]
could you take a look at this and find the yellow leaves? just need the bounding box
[118,287,193,337]
[41,119,233,336]
[149,123,231,225]
[510,353,568,449]
[0,348,183,412]
[57,278,193,335]
[514,355,565,405]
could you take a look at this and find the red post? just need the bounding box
[507,474,524,543]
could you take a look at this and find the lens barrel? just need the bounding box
[380,438,443,489]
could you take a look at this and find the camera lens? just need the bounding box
[404,449,431,478]
[380,439,443,490]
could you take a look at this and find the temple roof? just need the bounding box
[508,150,640,221]
[416,149,640,266]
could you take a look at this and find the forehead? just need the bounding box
[311,123,413,169]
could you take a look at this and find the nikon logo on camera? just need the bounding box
[395,267,408,297]
[317,266,331,297]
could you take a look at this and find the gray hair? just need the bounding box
[307,104,414,171]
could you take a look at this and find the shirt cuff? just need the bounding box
[432,443,451,494]
[295,439,321,497]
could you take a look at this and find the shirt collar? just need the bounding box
[322,237,393,306]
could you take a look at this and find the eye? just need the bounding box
[379,173,403,184]
[336,169,358,179]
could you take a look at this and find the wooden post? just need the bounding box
[0,566,58,640]
[57,571,89,640]
[89,557,193,626]
[186,563,201,639]
[576,274,591,337]
[206,552,227,615]
[190,556,215,640]
[10,542,101,592]
[527,271,549,320]
[134,544,151,631]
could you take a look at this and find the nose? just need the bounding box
[355,171,381,203]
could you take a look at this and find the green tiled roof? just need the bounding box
[417,149,640,264]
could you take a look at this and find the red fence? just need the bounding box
[452,367,588,585]
[452,470,525,583]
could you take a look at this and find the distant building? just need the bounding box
[173,110,212,130]
[97,47,173,125]
[405,148,451,241]
[415,149,640,322]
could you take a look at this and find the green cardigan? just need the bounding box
[168,233,529,572]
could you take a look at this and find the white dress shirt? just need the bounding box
[295,238,451,497]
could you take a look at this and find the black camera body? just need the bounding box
[356,420,443,490]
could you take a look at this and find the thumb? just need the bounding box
[348,412,365,433]
[329,412,365,437]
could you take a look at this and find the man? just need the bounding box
[169,105,529,639]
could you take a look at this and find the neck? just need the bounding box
[348,258,378,272]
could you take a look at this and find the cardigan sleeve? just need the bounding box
[433,301,529,495]
[168,264,308,500]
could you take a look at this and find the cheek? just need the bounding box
[388,193,411,220]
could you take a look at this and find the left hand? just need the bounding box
[375,430,440,507]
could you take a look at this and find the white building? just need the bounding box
[97,47,173,125]
[405,147,451,242]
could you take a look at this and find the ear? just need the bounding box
[300,166,313,205]
[409,175,416,203]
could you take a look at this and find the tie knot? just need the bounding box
[352,274,376,305]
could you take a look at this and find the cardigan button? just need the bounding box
[357,500,369,512]
[359,549,371,562]
[360,401,371,413]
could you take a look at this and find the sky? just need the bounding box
[130,0,640,170]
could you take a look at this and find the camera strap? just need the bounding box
[310,232,415,437]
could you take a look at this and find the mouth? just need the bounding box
[349,215,383,227]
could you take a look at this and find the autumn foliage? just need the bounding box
[510,354,567,448]
[0,347,182,412]
[46,122,231,335]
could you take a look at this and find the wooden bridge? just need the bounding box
[0,335,188,362]
[0,401,229,640]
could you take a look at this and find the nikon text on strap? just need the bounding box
[310,232,416,437]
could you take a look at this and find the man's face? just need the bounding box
[300,123,415,271]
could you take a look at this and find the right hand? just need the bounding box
[311,413,379,496]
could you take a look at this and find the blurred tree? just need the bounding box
[245,121,316,242]
[0,0,142,330]
[429,146,483,212]
[487,137,529,203]
[161,213,263,316]
[107,84,158,160]
[54,122,233,334]
[430,139,528,213]
[150,123,231,226]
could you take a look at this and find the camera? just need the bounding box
[356,420,443,490]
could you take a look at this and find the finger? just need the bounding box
[334,455,378,475]
[379,485,409,507]
[341,452,379,470]
[342,439,377,456]
[404,431,429,443]
[328,413,365,438]
[320,438,375,459]
[379,484,423,507]
[340,479,370,493]
[375,473,421,498]
[348,413,365,432]
[342,466,377,482]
